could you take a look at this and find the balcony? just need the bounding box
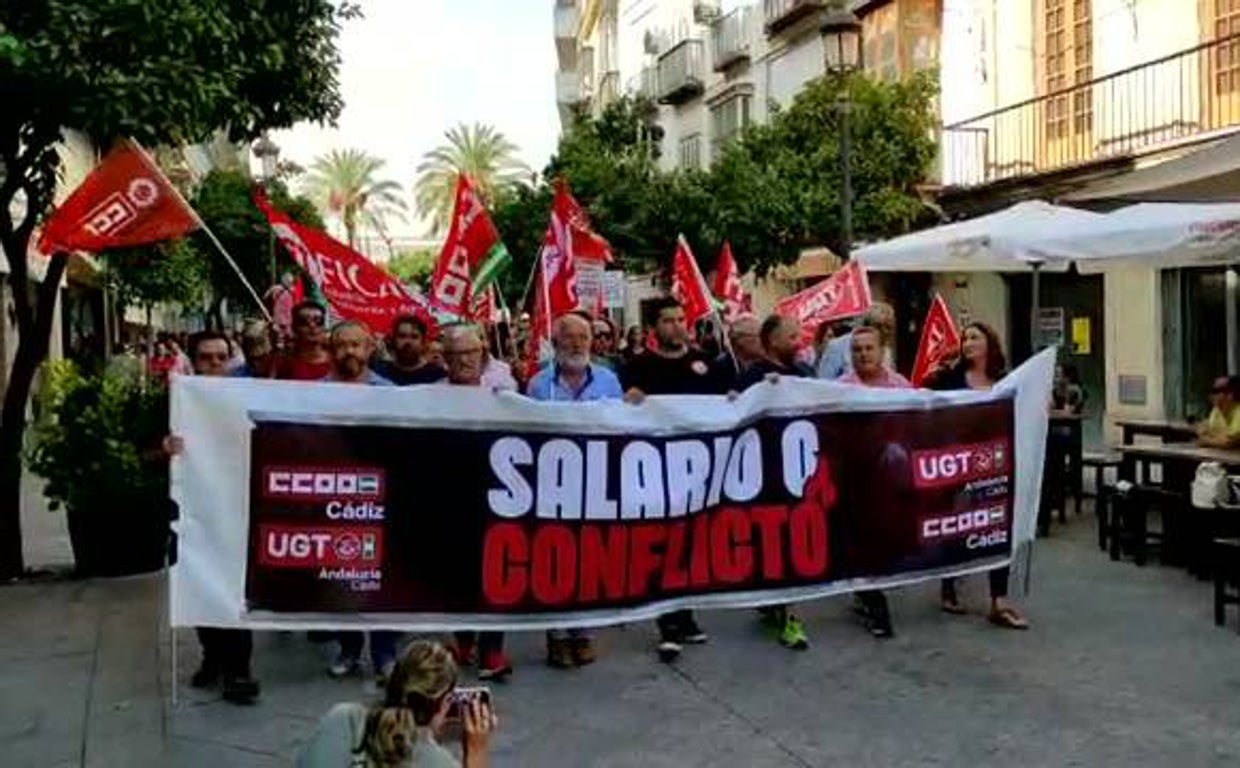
[657,39,705,105]
[555,5,579,70]
[941,33,1240,189]
[764,0,826,36]
[713,8,751,71]
[597,70,620,108]
[627,66,658,101]
[556,70,587,106]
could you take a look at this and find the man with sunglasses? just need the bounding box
[276,300,333,381]
[167,330,261,704]
[590,317,619,371]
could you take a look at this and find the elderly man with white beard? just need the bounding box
[526,311,623,668]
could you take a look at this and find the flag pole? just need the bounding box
[130,140,272,323]
[197,222,273,323]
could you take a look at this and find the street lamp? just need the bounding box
[820,6,862,259]
[252,132,281,181]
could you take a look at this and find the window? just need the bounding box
[679,134,702,171]
[1042,0,1091,139]
[711,95,751,160]
[1214,0,1240,95]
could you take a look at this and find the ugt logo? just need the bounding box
[912,440,1009,489]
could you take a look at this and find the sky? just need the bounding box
[271,0,559,240]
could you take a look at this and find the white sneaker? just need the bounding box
[328,656,360,678]
[657,640,682,663]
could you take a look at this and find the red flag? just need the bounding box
[911,294,961,387]
[539,193,580,316]
[39,139,199,254]
[670,235,714,326]
[774,260,872,343]
[553,178,612,264]
[524,259,553,379]
[429,175,511,319]
[711,241,750,320]
[471,285,499,325]
[254,189,432,336]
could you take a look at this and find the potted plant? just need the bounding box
[29,362,171,577]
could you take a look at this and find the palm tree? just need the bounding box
[414,123,530,234]
[302,149,407,248]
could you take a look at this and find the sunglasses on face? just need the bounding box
[196,353,230,363]
[295,315,325,327]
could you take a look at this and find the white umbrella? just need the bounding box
[854,200,1104,273]
[1029,202,1240,273]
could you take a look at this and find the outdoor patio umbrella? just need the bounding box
[1028,202,1240,372]
[854,200,1105,347]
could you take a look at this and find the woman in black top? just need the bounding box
[923,321,1029,630]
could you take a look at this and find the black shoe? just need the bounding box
[190,665,220,689]
[221,675,260,705]
[657,639,682,663]
[865,616,894,639]
[680,618,708,645]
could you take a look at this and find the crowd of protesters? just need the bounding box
[164,295,1030,766]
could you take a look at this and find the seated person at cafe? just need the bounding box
[1197,375,1240,448]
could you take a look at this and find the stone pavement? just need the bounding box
[4,516,1240,767]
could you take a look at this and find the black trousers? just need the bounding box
[656,609,696,641]
[196,628,253,678]
[454,631,504,656]
[941,568,1009,602]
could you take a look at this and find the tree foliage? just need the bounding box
[0,0,352,575]
[104,239,208,312]
[491,72,939,300]
[415,122,530,235]
[302,148,406,248]
[192,169,323,316]
[385,247,438,289]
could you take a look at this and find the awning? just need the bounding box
[1063,131,1240,203]
[854,200,1103,273]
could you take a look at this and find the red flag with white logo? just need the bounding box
[538,194,580,317]
[670,235,714,327]
[554,178,612,264]
[38,139,199,254]
[711,240,750,320]
[429,175,511,319]
[774,260,872,343]
[471,285,500,325]
[254,189,432,336]
[911,293,961,387]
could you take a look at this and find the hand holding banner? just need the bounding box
[911,294,962,387]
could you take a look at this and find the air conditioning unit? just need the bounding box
[693,1,721,25]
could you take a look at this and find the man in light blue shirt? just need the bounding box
[527,312,623,402]
[815,302,896,380]
[526,312,620,667]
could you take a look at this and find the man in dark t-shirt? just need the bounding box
[733,315,813,651]
[621,298,718,663]
[372,314,446,386]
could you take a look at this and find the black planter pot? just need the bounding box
[65,497,168,578]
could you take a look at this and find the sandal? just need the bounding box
[987,606,1029,630]
[940,599,966,615]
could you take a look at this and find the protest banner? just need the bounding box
[169,349,1054,631]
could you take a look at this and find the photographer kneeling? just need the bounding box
[298,640,498,768]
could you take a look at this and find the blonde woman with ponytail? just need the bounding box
[298,640,499,767]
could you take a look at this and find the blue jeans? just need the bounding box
[336,631,401,671]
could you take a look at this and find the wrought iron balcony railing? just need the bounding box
[713,8,752,71]
[657,39,706,105]
[941,33,1240,188]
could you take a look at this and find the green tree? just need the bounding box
[713,70,939,274]
[385,247,438,289]
[192,169,323,323]
[302,148,406,248]
[415,122,530,235]
[0,0,351,577]
[104,239,209,316]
